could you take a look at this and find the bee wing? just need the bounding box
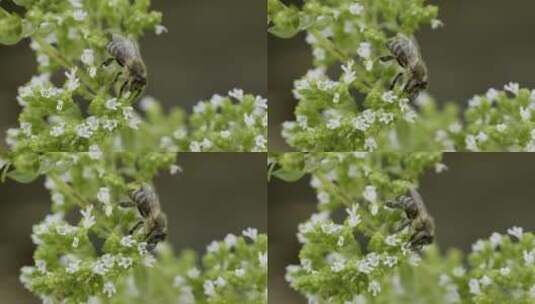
[409,188,426,210]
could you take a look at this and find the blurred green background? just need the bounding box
[269,153,535,303]
[269,0,535,151]
[0,0,267,150]
[0,153,267,303]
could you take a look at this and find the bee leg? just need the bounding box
[119,200,136,208]
[101,58,114,67]
[145,229,167,252]
[409,231,433,251]
[128,220,144,235]
[379,55,395,62]
[390,72,403,90]
[111,71,123,84]
[393,218,411,233]
[119,79,130,97]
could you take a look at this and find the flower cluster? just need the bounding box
[272,152,535,303]
[11,152,177,303]
[269,0,440,151]
[107,228,267,304]
[2,0,267,153]
[271,152,442,301]
[269,1,535,152]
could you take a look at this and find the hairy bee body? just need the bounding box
[105,34,147,98]
[386,188,435,251]
[122,183,167,252]
[382,34,428,101]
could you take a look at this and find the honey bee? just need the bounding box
[103,33,147,98]
[380,33,428,101]
[386,188,435,251]
[120,183,167,252]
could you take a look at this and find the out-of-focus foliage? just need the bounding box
[270,152,535,303]
[2,0,267,153]
[268,0,534,152]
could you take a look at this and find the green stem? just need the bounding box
[34,37,97,98]
[50,174,90,207]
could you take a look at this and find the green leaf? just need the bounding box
[0,8,26,45]
[7,168,39,183]
[272,168,305,182]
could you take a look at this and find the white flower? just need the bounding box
[72,237,79,248]
[193,102,207,113]
[489,232,502,249]
[317,191,330,205]
[524,250,535,266]
[499,267,510,276]
[259,251,268,268]
[96,188,111,207]
[452,267,465,277]
[431,19,444,29]
[37,54,50,66]
[471,239,485,252]
[507,226,524,240]
[242,227,258,240]
[383,256,398,268]
[357,42,372,59]
[229,88,244,101]
[468,96,481,108]
[65,67,80,91]
[486,88,499,101]
[69,0,83,8]
[341,60,357,84]
[81,49,94,66]
[138,242,149,256]
[88,66,97,78]
[364,137,377,151]
[496,124,507,132]
[435,163,448,173]
[189,141,202,152]
[346,205,361,227]
[255,135,267,150]
[480,275,492,287]
[224,233,238,248]
[357,260,373,274]
[363,185,377,203]
[121,235,137,248]
[103,281,116,298]
[155,25,168,35]
[169,164,182,175]
[385,235,400,246]
[105,98,119,110]
[382,91,397,103]
[36,260,47,274]
[244,113,255,127]
[468,279,481,295]
[116,256,133,269]
[220,130,231,139]
[520,107,532,121]
[88,145,102,160]
[504,82,520,95]
[234,268,246,277]
[81,205,96,229]
[73,9,87,21]
[207,241,220,253]
[326,116,341,129]
[204,280,216,297]
[66,258,81,273]
[187,268,200,279]
[368,280,381,296]
[349,3,364,15]
[50,122,66,137]
[465,135,478,152]
[215,276,226,287]
[449,122,462,134]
